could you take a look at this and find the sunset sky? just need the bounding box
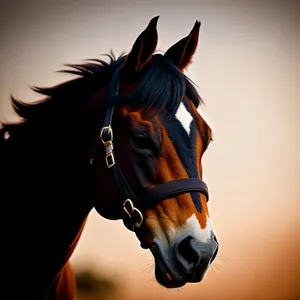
[0,1,299,299]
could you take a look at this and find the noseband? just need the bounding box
[89,66,209,231]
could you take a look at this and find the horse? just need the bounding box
[0,16,218,299]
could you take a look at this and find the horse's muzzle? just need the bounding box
[150,232,218,288]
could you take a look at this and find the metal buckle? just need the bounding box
[105,151,115,168]
[123,199,143,230]
[100,126,113,145]
[100,126,115,168]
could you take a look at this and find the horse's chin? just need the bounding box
[154,259,186,288]
[154,258,208,288]
[151,244,186,288]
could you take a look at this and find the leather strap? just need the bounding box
[144,178,209,210]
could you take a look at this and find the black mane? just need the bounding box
[1,52,203,133]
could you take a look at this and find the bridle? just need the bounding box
[89,65,209,232]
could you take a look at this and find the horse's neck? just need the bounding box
[2,122,93,292]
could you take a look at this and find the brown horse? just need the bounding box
[0,16,218,299]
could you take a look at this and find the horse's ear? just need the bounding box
[122,16,159,79]
[164,21,200,70]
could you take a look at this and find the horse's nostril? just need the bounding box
[175,236,201,266]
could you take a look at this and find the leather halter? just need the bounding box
[89,66,209,231]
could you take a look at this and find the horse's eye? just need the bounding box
[133,133,151,149]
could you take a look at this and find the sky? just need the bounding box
[0,0,299,299]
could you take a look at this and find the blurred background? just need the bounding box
[0,0,299,299]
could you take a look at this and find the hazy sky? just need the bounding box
[1,1,299,299]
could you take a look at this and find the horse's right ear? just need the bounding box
[164,21,200,71]
[122,16,159,80]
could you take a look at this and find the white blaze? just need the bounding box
[186,214,212,243]
[175,102,193,136]
[150,214,213,245]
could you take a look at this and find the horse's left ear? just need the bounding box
[164,21,201,70]
[122,16,159,80]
